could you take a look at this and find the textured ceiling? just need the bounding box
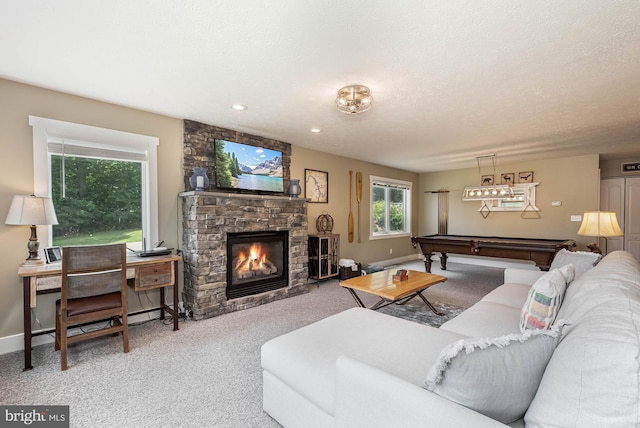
[1,1,639,172]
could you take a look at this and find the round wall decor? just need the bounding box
[316,211,334,233]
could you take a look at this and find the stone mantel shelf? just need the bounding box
[179,190,310,203]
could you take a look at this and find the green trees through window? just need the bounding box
[51,155,142,246]
[371,177,411,237]
[373,187,406,233]
[30,115,159,251]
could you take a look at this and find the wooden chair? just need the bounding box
[55,243,129,370]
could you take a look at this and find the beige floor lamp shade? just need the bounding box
[577,211,623,254]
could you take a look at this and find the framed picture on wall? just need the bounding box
[481,175,494,186]
[518,171,534,183]
[501,173,515,185]
[305,169,328,203]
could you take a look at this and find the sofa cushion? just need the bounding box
[557,250,640,326]
[549,249,600,279]
[424,325,562,424]
[519,266,573,332]
[261,307,467,416]
[480,282,532,309]
[503,268,545,287]
[526,289,640,426]
[440,301,522,337]
[526,251,640,427]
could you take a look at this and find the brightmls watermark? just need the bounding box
[1,406,69,427]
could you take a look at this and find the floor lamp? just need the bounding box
[5,195,59,265]
[577,211,623,255]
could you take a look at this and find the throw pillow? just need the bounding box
[424,325,562,424]
[554,263,576,284]
[520,268,570,332]
[549,249,601,279]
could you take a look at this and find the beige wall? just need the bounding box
[0,79,184,340]
[0,76,610,347]
[0,78,420,344]
[290,145,419,264]
[418,155,601,250]
[601,157,640,179]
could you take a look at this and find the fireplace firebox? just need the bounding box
[226,231,289,299]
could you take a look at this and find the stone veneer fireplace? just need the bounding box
[180,192,309,320]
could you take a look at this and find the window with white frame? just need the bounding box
[370,175,412,239]
[29,116,159,251]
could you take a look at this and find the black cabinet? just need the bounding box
[308,234,339,281]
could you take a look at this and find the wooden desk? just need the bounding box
[18,253,181,370]
[411,234,576,272]
[340,269,447,315]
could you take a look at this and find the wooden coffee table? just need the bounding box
[339,269,447,315]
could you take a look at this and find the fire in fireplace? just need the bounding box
[226,231,289,299]
[232,243,278,281]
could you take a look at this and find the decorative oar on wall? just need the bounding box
[356,171,363,243]
[348,171,354,243]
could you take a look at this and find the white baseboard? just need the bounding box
[0,310,162,356]
[369,252,422,267]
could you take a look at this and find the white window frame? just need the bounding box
[29,116,159,249]
[369,175,412,240]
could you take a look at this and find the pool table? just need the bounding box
[410,234,576,272]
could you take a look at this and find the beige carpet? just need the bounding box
[0,261,503,428]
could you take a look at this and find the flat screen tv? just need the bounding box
[214,139,284,194]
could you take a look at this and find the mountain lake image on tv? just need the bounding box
[214,139,284,193]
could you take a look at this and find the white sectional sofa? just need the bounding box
[261,250,640,427]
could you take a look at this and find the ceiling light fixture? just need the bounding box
[462,185,515,201]
[462,154,515,201]
[310,128,322,133]
[335,85,373,114]
[231,104,248,111]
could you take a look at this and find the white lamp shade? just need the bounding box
[5,195,58,226]
[577,211,623,237]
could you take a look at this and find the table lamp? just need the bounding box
[577,211,623,254]
[5,195,59,265]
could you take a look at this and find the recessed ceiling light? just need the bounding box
[231,104,248,111]
[310,128,322,133]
